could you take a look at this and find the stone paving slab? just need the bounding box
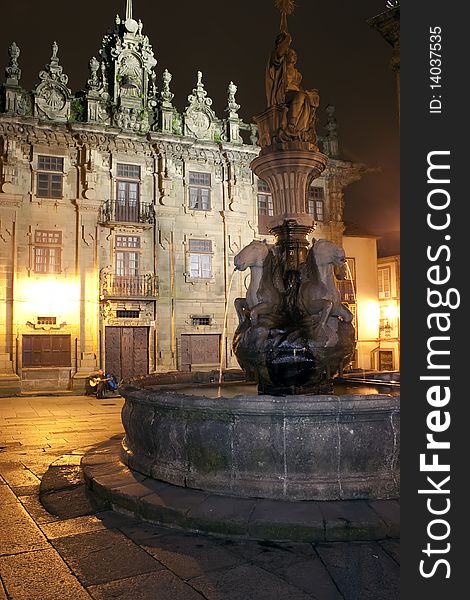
[0,500,49,556]
[40,514,110,540]
[0,548,92,600]
[87,570,205,600]
[52,528,165,587]
[380,539,400,565]
[316,541,400,600]
[82,439,399,543]
[189,562,313,600]
[140,531,245,580]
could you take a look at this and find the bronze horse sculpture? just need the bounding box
[233,240,284,327]
[298,239,353,346]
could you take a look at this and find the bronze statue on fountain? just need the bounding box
[233,1,355,395]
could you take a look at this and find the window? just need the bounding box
[338,257,356,303]
[116,310,140,319]
[116,163,140,222]
[115,235,140,248]
[307,186,325,222]
[188,239,212,279]
[378,350,394,371]
[36,155,63,198]
[22,334,71,367]
[257,179,273,216]
[37,317,57,325]
[117,163,141,179]
[192,316,211,326]
[115,236,140,277]
[257,179,273,235]
[34,230,62,273]
[116,251,139,277]
[189,172,211,210]
[378,267,392,299]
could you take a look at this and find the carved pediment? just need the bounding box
[33,42,71,122]
[183,71,222,141]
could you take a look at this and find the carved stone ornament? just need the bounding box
[34,42,71,121]
[5,42,21,84]
[183,71,221,141]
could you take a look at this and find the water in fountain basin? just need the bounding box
[159,381,400,398]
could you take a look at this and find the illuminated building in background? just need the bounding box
[0,2,383,393]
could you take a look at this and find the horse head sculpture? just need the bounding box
[234,239,284,326]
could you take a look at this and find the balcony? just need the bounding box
[100,200,155,225]
[100,274,158,299]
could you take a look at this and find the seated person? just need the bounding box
[88,369,118,398]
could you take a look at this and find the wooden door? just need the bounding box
[105,327,148,381]
[180,334,220,371]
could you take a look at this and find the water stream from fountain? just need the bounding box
[218,268,237,390]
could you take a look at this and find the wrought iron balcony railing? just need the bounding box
[100,274,158,298]
[100,200,155,225]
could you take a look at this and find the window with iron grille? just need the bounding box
[115,235,140,248]
[116,310,140,319]
[33,230,62,273]
[307,186,325,221]
[378,350,394,371]
[188,239,212,278]
[192,316,211,326]
[36,155,64,198]
[189,172,211,210]
[37,317,57,325]
[22,334,71,367]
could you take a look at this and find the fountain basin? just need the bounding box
[120,373,400,501]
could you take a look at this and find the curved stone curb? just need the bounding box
[81,438,400,543]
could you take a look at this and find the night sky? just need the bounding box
[1,0,399,255]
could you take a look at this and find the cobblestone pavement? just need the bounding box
[0,395,400,600]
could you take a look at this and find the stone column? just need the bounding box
[72,198,101,390]
[0,194,21,395]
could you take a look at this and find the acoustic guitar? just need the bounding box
[88,376,112,387]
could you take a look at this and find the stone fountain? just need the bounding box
[115,2,399,508]
[233,6,354,396]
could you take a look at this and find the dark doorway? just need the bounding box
[105,327,148,381]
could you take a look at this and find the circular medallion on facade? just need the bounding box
[186,108,211,138]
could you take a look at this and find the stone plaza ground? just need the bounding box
[0,394,399,599]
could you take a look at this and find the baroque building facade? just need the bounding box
[0,3,371,394]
